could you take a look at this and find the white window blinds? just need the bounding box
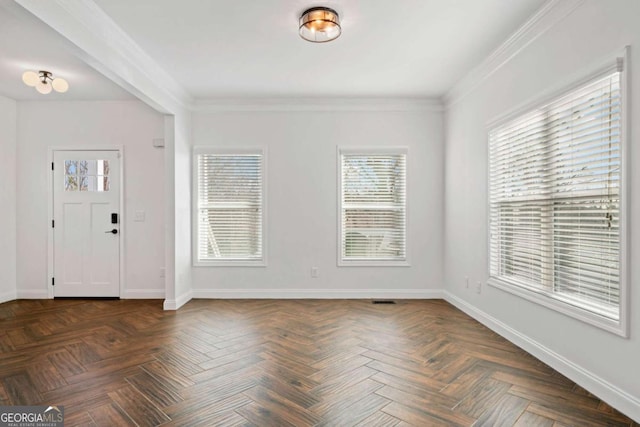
[340,149,407,263]
[489,67,623,320]
[196,150,264,263]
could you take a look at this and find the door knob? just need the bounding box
[105,229,118,234]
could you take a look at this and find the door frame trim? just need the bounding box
[48,146,125,298]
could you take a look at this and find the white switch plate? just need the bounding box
[311,267,319,278]
[134,210,146,222]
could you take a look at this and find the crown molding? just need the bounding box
[443,0,585,109]
[192,97,444,113]
[15,0,192,114]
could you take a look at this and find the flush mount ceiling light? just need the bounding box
[299,7,341,43]
[22,70,69,94]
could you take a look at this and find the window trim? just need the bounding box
[192,146,267,267]
[337,146,410,267]
[486,48,629,337]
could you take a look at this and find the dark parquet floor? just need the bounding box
[0,298,636,426]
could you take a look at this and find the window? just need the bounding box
[64,160,110,192]
[488,61,627,333]
[194,148,265,265]
[338,148,407,265]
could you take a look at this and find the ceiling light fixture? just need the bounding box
[22,70,69,94]
[299,7,341,43]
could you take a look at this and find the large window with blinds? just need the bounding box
[488,62,627,332]
[338,148,407,265]
[194,148,265,265]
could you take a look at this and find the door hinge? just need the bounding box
[52,220,55,228]
[51,162,54,171]
[52,277,55,286]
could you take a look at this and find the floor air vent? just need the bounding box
[372,300,396,304]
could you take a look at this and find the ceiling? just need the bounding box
[0,0,547,102]
[0,1,133,101]
[92,0,547,100]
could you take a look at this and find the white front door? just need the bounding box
[53,150,120,297]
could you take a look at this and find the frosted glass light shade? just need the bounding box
[36,81,52,94]
[52,78,69,93]
[299,7,341,43]
[23,70,69,95]
[22,70,39,87]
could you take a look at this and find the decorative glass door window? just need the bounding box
[65,160,110,192]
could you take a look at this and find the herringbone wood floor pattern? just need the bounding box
[0,299,636,426]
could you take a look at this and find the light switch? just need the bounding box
[134,210,146,222]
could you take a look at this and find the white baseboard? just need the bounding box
[7,289,165,300]
[16,289,49,299]
[191,288,445,299]
[123,289,165,299]
[0,290,17,304]
[163,288,193,310]
[444,291,640,423]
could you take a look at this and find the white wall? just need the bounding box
[174,112,193,303]
[444,0,640,419]
[16,100,165,298]
[191,107,444,297]
[163,111,194,309]
[0,95,17,303]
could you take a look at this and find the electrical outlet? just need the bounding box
[311,267,319,278]
[465,276,469,288]
[160,268,165,278]
[476,281,482,294]
[134,210,146,222]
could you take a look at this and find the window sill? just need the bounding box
[487,277,627,337]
